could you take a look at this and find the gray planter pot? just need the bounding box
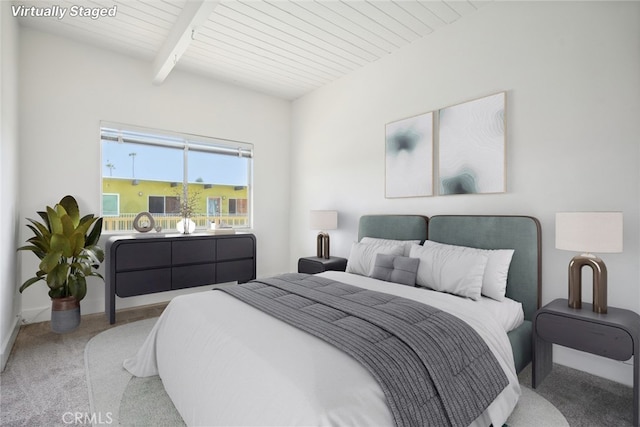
[51,297,80,334]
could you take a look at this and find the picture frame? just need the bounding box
[438,92,506,195]
[385,111,434,198]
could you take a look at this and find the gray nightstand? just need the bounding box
[298,256,347,274]
[533,298,640,426]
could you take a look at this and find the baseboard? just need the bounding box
[1,315,21,372]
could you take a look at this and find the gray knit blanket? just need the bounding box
[215,273,508,427]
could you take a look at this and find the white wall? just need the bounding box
[18,27,292,323]
[291,1,640,385]
[0,2,22,371]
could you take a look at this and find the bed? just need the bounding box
[124,214,541,427]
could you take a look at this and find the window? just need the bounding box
[229,198,248,216]
[149,196,180,214]
[100,123,253,232]
[207,197,221,216]
[102,194,120,217]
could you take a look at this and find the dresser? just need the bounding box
[105,232,256,323]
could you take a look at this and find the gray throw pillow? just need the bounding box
[371,254,420,286]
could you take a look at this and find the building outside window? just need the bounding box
[228,198,248,216]
[100,123,253,232]
[148,195,180,214]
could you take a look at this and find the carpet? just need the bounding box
[85,318,568,427]
[84,317,184,426]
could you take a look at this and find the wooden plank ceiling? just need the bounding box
[14,0,492,99]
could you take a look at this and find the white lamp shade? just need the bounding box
[310,210,338,231]
[556,212,623,253]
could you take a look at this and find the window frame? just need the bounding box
[100,122,253,232]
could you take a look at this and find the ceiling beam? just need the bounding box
[152,0,220,84]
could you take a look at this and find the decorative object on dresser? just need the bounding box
[532,298,640,426]
[132,211,155,233]
[298,256,347,274]
[175,218,196,234]
[555,211,623,313]
[309,210,337,259]
[176,185,200,234]
[17,195,104,333]
[105,233,256,324]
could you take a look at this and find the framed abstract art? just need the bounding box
[385,111,434,198]
[438,92,506,195]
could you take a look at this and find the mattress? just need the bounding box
[124,271,520,426]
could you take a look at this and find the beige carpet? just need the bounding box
[85,318,568,427]
[85,317,184,426]
[0,303,167,427]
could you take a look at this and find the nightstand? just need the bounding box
[298,256,347,274]
[533,298,640,426]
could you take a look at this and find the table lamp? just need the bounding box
[555,212,623,313]
[310,210,337,259]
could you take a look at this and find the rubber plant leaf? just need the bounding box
[59,195,80,227]
[85,218,103,247]
[46,263,69,290]
[19,276,44,293]
[50,233,73,259]
[69,232,86,258]
[26,219,50,241]
[72,256,92,276]
[60,214,76,238]
[68,275,86,301]
[85,245,105,264]
[36,210,51,231]
[75,217,95,240]
[48,287,65,299]
[39,250,62,274]
[46,207,63,235]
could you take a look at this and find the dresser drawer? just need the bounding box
[536,312,633,360]
[116,268,171,297]
[172,264,216,289]
[216,236,254,261]
[172,239,215,265]
[217,259,255,283]
[114,241,171,271]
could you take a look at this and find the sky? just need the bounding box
[102,141,249,186]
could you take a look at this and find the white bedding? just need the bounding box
[124,271,521,426]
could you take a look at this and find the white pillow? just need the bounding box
[412,240,514,301]
[410,242,488,301]
[481,248,515,301]
[477,296,524,332]
[346,242,405,277]
[360,237,421,257]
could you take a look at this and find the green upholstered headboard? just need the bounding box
[358,215,428,243]
[357,214,541,321]
[356,214,540,373]
[427,215,542,321]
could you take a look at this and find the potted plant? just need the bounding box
[18,195,104,333]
